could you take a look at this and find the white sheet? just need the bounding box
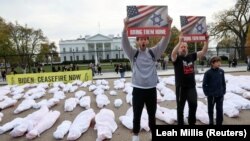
[67,109,95,140]
[26,111,60,139]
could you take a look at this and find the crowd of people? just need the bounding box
[88,63,102,76]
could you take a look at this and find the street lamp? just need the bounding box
[72,49,75,64]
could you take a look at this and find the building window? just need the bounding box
[92,55,94,60]
[64,56,66,61]
[116,54,118,59]
[82,47,85,52]
[70,56,72,61]
[122,54,124,58]
[104,43,111,50]
[83,55,85,60]
[105,43,111,59]
[70,48,72,52]
[107,54,109,60]
[76,56,79,61]
[63,48,66,53]
[96,43,102,49]
[88,43,95,51]
[115,46,118,50]
[76,47,78,52]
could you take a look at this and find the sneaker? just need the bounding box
[132,135,139,141]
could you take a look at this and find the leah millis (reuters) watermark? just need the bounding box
[153,125,249,140]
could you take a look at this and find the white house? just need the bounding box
[205,48,232,60]
[59,34,136,63]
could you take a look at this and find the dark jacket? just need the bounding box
[119,65,125,73]
[202,68,226,97]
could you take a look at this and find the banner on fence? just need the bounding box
[6,70,92,85]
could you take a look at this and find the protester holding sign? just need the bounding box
[171,33,209,125]
[122,5,172,141]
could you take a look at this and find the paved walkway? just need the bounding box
[0,66,249,85]
[93,65,249,79]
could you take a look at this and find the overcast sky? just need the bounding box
[0,0,236,47]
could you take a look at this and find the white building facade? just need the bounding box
[59,34,136,63]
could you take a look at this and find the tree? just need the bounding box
[209,0,250,59]
[36,42,59,64]
[146,26,180,59]
[9,22,46,72]
[0,17,16,71]
[0,17,11,57]
[217,35,238,47]
[148,36,161,48]
[246,24,250,56]
[36,43,50,64]
[247,24,250,45]
[167,26,180,55]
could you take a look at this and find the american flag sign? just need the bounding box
[180,16,207,42]
[126,6,170,37]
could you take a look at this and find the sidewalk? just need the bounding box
[0,66,249,85]
[93,65,249,79]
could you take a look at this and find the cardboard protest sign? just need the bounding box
[180,16,207,42]
[127,6,170,37]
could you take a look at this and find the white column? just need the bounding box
[95,43,98,65]
[102,43,105,60]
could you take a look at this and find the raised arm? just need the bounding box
[197,35,209,59]
[171,34,182,62]
[122,18,136,60]
[161,16,172,44]
[151,16,172,59]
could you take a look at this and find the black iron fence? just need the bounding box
[0,47,250,74]
[0,49,129,74]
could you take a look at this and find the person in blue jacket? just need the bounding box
[202,56,226,125]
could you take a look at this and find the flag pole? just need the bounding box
[98,22,100,33]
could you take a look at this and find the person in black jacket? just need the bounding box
[202,56,226,125]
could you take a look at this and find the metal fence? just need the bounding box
[1,47,250,74]
[0,49,129,74]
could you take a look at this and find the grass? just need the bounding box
[1,59,247,74]
[2,62,120,74]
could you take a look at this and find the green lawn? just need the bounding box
[6,63,119,74]
[2,59,247,74]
